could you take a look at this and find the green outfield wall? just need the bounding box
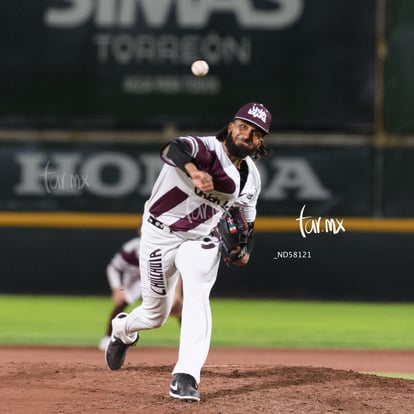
[0,140,413,300]
[1,225,412,301]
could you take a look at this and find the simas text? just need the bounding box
[273,251,312,260]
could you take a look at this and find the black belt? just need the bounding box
[148,215,171,232]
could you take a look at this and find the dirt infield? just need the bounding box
[1,346,414,413]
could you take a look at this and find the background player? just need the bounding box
[105,102,272,402]
[99,236,183,350]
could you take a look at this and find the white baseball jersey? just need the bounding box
[115,136,263,384]
[106,237,142,304]
[144,135,261,238]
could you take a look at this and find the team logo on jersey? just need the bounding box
[194,188,230,209]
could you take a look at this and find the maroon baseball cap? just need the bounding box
[233,102,272,135]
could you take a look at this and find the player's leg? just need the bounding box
[106,302,128,336]
[169,275,183,323]
[125,270,179,332]
[106,223,181,370]
[123,222,181,332]
[100,277,141,350]
[98,301,128,351]
[170,237,220,400]
[107,283,178,366]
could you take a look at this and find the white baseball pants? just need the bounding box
[113,219,220,384]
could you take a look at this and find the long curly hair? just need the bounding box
[216,124,273,160]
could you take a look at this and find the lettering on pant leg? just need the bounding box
[148,249,166,295]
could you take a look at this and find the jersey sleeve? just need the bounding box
[161,139,194,172]
[161,136,214,172]
[237,160,262,223]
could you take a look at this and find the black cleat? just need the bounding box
[105,335,138,370]
[169,373,201,402]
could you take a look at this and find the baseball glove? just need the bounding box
[217,206,251,265]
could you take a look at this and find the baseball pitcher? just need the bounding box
[105,102,272,402]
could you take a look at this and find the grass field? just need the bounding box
[1,294,414,350]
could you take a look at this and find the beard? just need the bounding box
[225,133,256,159]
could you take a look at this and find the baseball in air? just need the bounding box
[191,60,209,77]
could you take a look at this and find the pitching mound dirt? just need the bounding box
[1,347,414,413]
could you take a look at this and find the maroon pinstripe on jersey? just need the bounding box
[120,247,139,267]
[169,204,217,232]
[149,187,189,217]
[145,135,261,237]
[187,136,236,194]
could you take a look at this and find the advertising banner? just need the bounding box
[0,0,375,132]
[2,141,414,300]
[0,140,374,216]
